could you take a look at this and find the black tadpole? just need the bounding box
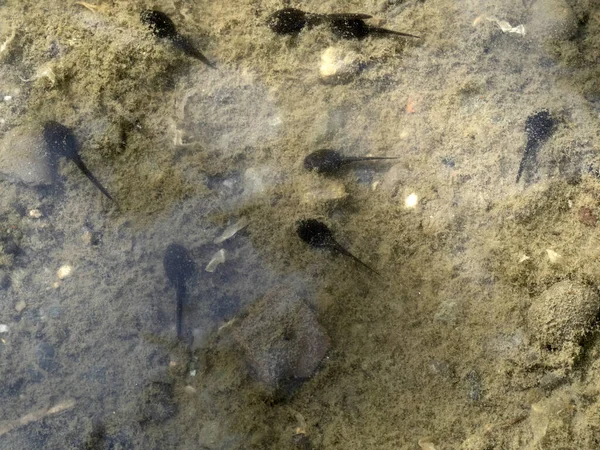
[163,243,196,340]
[296,219,379,275]
[267,7,418,40]
[516,110,556,183]
[141,10,216,69]
[304,149,399,175]
[43,121,114,202]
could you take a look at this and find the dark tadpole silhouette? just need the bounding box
[141,10,216,69]
[163,243,196,340]
[43,121,114,202]
[296,219,379,274]
[267,7,418,39]
[304,149,398,175]
[516,110,557,183]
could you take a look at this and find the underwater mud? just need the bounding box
[2,0,600,449]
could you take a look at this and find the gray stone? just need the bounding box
[528,280,599,350]
[233,288,330,390]
[528,0,578,42]
[0,125,54,187]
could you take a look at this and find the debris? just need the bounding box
[75,2,109,14]
[14,300,26,313]
[205,249,226,273]
[214,217,249,244]
[28,209,42,219]
[0,399,76,437]
[518,254,531,263]
[0,324,8,333]
[20,64,56,88]
[473,15,526,35]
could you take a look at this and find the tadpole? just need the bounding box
[516,110,557,183]
[43,121,114,202]
[141,10,216,69]
[163,243,196,340]
[267,7,418,40]
[296,219,379,274]
[304,149,398,175]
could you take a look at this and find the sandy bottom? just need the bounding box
[1,0,600,448]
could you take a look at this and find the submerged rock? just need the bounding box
[232,288,330,391]
[528,280,599,350]
[528,0,577,42]
[0,125,54,186]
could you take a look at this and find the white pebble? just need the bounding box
[28,209,42,218]
[319,47,362,84]
[546,249,562,264]
[3,95,12,102]
[0,324,8,333]
[57,265,73,279]
[405,193,418,208]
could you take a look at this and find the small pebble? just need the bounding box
[57,265,73,279]
[184,385,197,394]
[14,300,26,312]
[28,209,42,219]
[0,324,8,333]
[546,249,561,264]
[3,96,12,102]
[405,193,418,208]
[319,46,362,84]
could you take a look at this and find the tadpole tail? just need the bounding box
[516,142,538,183]
[172,35,216,69]
[72,157,115,202]
[343,156,400,163]
[325,13,373,20]
[368,26,420,38]
[332,242,380,276]
[176,283,186,340]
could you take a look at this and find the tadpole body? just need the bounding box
[43,121,114,202]
[304,149,398,175]
[516,110,557,183]
[141,10,215,69]
[296,219,378,274]
[163,243,196,340]
[267,7,418,40]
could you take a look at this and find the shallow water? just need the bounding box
[1,1,600,449]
